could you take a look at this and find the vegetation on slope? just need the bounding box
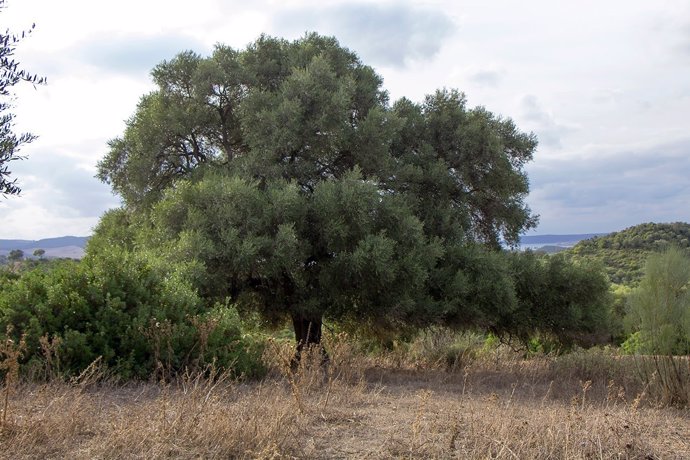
[569,222,690,285]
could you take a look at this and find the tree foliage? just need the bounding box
[507,252,611,346]
[150,170,441,329]
[97,34,536,246]
[390,92,538,248]
[0,0,46,196]
[625,247,690,355]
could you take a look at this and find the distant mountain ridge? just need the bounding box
[0,236,89,251]
[1,234,606,258]
[0,236,89,259]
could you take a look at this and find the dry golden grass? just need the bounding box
[1,337,688,459]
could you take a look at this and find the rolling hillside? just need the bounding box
[569,222,690,285]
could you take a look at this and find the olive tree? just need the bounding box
[96,34,604,353]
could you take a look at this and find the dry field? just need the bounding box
[1,341,689,459]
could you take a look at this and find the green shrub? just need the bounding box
[625,247,690,355]
[506,252,612,347]
[0,249,265,380]
[526,334,562,356]
[621,331,643,355]
[407,327,485,370]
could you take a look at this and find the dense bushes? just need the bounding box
[577,222,690,252]
[0,248,265,380]
[501,252,611,347]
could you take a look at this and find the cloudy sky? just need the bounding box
[2,0,689,239]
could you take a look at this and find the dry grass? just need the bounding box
[1,337,688,459]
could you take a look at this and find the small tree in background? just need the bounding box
[626,247,690,355]
[505,251,611,348]
[7,249,23,262]
[625,247,690,406]
[32,248,45,259]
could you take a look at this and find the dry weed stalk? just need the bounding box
[74,356,105,385]
[581,379,592,409]
[410,389,432,454]
[263,337,308,414]
[188,313,220,372]
[38,334,62,381]
[541,380,553,407]
[144,318,175,381]
[0,326,25,430]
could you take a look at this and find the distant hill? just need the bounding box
[569,222,690,285]
[0,236,89,259]
[530,245,570,254]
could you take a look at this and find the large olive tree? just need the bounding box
[96,34,560,351]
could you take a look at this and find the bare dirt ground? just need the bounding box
[1,355,689,459]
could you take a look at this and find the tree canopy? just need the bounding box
[96,34,608,350]
[98,34,537,247]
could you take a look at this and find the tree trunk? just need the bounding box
[291,313,328,368]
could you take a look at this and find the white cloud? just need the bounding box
[0,147,120,239]
[271,2,456,68]
[75,33,210,76]
[518,95,576,150]
[1,0,689,238]
[527,138,690,233]
[0,201,102,240]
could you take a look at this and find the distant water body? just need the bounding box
[519,242,576,250]
[515,233,609,251]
